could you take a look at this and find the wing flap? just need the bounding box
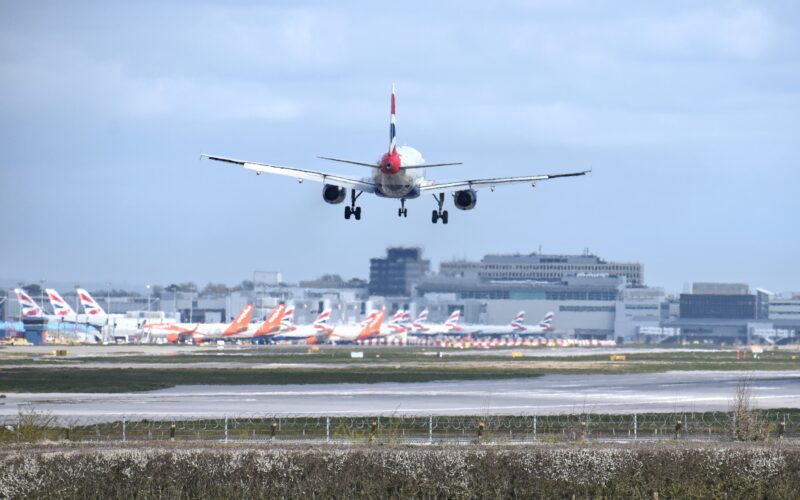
[203,154,377,193]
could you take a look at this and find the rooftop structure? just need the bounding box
[441,252,643,286]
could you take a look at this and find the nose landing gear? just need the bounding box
[431,193,448,224]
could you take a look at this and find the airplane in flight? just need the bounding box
[202,86,589,224]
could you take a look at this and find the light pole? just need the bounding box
[106,281,111,315]
[146,285,151,312]
[39,280,45,316]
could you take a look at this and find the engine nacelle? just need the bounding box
[322,184,347,204]
[453,189,478,210]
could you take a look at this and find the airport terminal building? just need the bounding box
[440,252,644,287]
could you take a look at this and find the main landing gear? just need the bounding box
[431,193,448,224]
[398,198,408,218]
[344,190,362,220]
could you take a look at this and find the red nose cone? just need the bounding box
[380,152,401,174]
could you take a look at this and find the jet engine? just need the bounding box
[453,189,478,210]
[322,184,347,204]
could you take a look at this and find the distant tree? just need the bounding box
[166,284,180,293]
[202,282,229,296]
[21,284,42,298]
[239,280,255,291]
[151,285,163,298]
[178,282,198,293]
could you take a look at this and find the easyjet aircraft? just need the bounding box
[311,307,385,344]
[141,305,254,343]
[203,86,588,224]
[246,304,287,339]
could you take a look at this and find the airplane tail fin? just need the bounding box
[313,308,334,333]
[444,310,461,332]
[389,84,397,155]
[76,288,106,316]
[510,310,526,331]
[45,289,76,316]
[539,312,555,331]
[14,289,43,317]
[255,304,286,336]
[357,307,385,340]
[445,310,460,326]
[281,306,295,329]
[223,305,254,336]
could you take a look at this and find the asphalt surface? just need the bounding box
[4,371,799,421]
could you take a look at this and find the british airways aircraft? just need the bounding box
[203,86,588,224]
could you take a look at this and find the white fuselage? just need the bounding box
[372,146,425,198]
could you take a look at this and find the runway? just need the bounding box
[4,370,799,420]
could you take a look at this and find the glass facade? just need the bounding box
[679,294,756,319]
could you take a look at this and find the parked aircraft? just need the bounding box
[141,305,254,343]
[13,289,43,317]
[408,310,462,337]
[44,288,107,328]
[248,304,287,339]
[45,289,77,317]
[271,309,333,342]
[13,289,101,343]
[311,308,385,344]
[203,86,588,224]
[454,311,555,337]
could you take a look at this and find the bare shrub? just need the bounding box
[15,410,60,443]
[729,378,768,441]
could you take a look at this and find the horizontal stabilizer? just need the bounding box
[317,156,377,168]
[401,162,462,169]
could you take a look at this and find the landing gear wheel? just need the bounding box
[431,193,447,224]
[404,209,408,217]
[345,189,363,221]
[398,208,403,217]
[398,199,408,218]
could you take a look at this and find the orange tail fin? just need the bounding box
[255,304,286,336]
[223,305,254,336]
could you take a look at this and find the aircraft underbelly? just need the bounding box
[373,173,420,198]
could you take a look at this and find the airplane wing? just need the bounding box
[202,154,377,193]
[420,170,590,194]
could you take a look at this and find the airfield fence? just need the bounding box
[2,411,800,444]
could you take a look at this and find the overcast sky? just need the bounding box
[1,0,798,294]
